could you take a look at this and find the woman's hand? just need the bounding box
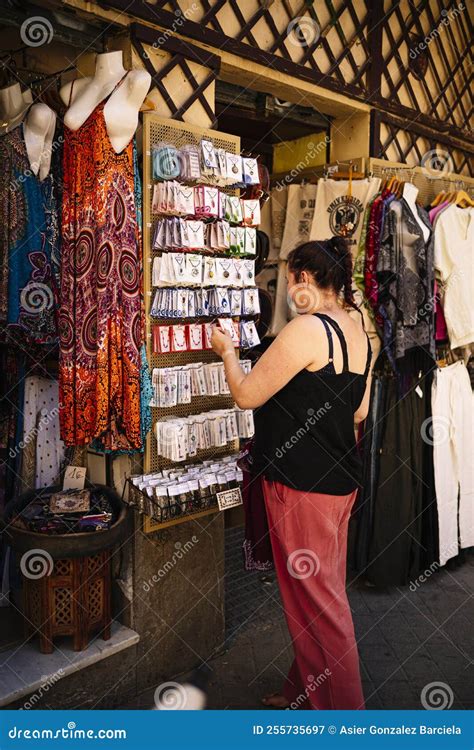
[211,325,234,359]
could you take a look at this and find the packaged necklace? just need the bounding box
[171,253,187,283]
[242,259,256,286]
[179,144,201,181]
[244,227,257,255]
[153,325,171,354]
[230,289,242,316]
[242,157,259,185]
[224,195,243,224]
[215,148,228,186]
[188,323,204,351]
[184,220,205,249]
[201,139,218,169]
[242,288,259,316]
[215,257,234,286]
[177,367,192,404]
[184,253,203,284]
[203,258,216,285]
[225,153,243,184]
[241,199,261,226]
[218,362,230,394]
[176,186,195,216]
[171,324,188,352]
[203,322,214,349]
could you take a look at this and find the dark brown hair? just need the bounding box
[287,237,357,311]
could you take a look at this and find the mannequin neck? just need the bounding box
[0,84,27,120]
[94,52,126,81]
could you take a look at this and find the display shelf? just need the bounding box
[141,114,242,532]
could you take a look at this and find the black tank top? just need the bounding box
[250,313,371,494]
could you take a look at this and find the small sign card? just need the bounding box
[217,487,243,511]
[63,466,87,491]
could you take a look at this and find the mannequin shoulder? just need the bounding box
[59,77,91,107]
[26,102,56,132]
[121,69,151,101]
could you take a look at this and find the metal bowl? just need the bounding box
[1,483,132,559]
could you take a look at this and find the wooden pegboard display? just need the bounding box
[141,114,242,532]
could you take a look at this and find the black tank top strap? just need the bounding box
[316,314,349,372]
[363,333,372,378]
[313,313,334,365]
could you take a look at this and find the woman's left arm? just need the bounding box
[211,316,316,409]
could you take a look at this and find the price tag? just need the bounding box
[63,466,87,490]
[217,487,242,511]
[415,385,423,399]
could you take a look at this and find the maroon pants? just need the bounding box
[262,479,365,710]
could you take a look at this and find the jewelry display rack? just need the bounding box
[141,114,242,533]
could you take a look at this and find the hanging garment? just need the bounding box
[309,178,381,252]
[269,186,288,259]
[352,375,385,573]
[21,376,65,490]
[434,205,474,349]
[262,479,365,709]
[431,362,474,565]
[365,373,436,586]
[241,469,273,571]
[279,183,317,259]
[60,74,144,450]
[0,123,60,342]
[377,198,435,364]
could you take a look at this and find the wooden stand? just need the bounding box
[23,551,111,654]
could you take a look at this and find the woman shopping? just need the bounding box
[211,237,372,710]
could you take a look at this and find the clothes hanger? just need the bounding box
[452,189,474,208]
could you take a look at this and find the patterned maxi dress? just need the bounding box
[0,122,60,344]
[60,75,143,450]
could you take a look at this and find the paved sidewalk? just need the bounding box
[128,526,474,710]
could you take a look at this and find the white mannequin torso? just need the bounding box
[23,103,56,180]
[403,182,430,243]
[60,51,151,154]
[0,83,56,179]
[0,83,30,134]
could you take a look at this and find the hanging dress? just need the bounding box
[60,73,144,450]
[0,121,60,343]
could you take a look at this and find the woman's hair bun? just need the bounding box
[328,236,348,257]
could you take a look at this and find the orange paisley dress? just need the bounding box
[59,74,143,450]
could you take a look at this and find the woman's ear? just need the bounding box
[300,270,310,285]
